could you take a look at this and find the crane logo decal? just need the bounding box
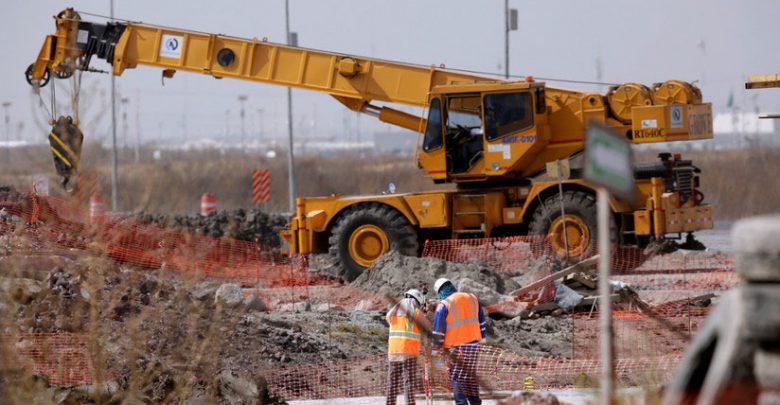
[670,105,684,129]
[165,38,179,51]
[159,34,184,59]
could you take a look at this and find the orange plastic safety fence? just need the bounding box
[1,333,93,386]
[422,236,732,275]
[263,345,684,402]
[422,236,738,298]
[572,310,707,360]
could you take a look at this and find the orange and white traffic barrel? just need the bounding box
[201,193,217,216]
[89,195,106,225]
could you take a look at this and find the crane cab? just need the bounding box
[418,81,551,184]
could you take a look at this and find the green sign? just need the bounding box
[584,123,635,199]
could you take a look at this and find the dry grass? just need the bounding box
[1,144,439,214]
[684,148,780,220]
[1,144,777,219]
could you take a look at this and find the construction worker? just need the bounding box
[432,278,486,405]
[386,288,426,405]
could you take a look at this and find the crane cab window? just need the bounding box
[484,92,534,141]
[423,98,443,151]
[445,95,483,174]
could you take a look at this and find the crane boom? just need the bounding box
[28,8,491,132]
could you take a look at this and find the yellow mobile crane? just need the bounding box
[28,9,714,279]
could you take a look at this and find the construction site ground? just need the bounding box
[0,194,737,403]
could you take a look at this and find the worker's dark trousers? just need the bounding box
[386,357,418,405]
[448,344,481,405]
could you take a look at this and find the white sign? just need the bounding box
[670,105,684,129]
[160,35,184,59]
[584,123,635,199]
[77,29,89,45]
[641,119,658,129]
[487,143,511,160]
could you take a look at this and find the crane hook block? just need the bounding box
[48,116,84,188]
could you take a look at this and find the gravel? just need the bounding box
[135,207,288,247]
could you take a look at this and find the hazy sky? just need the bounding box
[3,0,779,145]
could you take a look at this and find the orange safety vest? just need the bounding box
[442,292,482,348]
[388,308,422,355]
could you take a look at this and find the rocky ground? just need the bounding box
[0,232,578,404]
[0,201,729,404]
[134,207,288,248]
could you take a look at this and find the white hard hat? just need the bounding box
[434,278,452,293]
[404,289,424,306]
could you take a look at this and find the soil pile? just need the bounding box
[136,207,288,247]
[352,250,520,298]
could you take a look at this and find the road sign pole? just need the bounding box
[556,161,569,263]
[584,123,632,405]
[598,187,614,404]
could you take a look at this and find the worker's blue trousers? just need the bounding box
[447,343,481,405]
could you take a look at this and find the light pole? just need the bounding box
[224,109,230,140]
[238,95,248,146]
[121,97,129,150]
[505,1,518,79]
[110,0,119,211]
[2,102,10,163]
[285,0,298,213]
[256,108,265,137]
[134,90,141,163]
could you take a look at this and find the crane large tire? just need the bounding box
[528,190,615,261]
[328,203,419,281]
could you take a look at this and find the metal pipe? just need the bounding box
[2,102,10,164]
[238,94,248,146]
[134,90,140,163]
[504,0,509,79]
[110,0,118,211]
[598,188,614,404]
[285,0,297,213]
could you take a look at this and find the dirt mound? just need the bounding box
[351,250,520,298]
[136,207,288,247]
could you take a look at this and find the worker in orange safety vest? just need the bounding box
[432,278,487,405]
[386,288,427,405]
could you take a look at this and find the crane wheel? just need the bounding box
[328,203,418,281]
[528,190,615,261]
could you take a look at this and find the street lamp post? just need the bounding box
[2,102,10,163]
[285,0,298,213]
[121,97,129,150]
[256,108,265,137]
[505,1,518,79]
[134,90,141,163]
[110,0,119,211]
[238,95,248,146]
[224,110,230,140]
